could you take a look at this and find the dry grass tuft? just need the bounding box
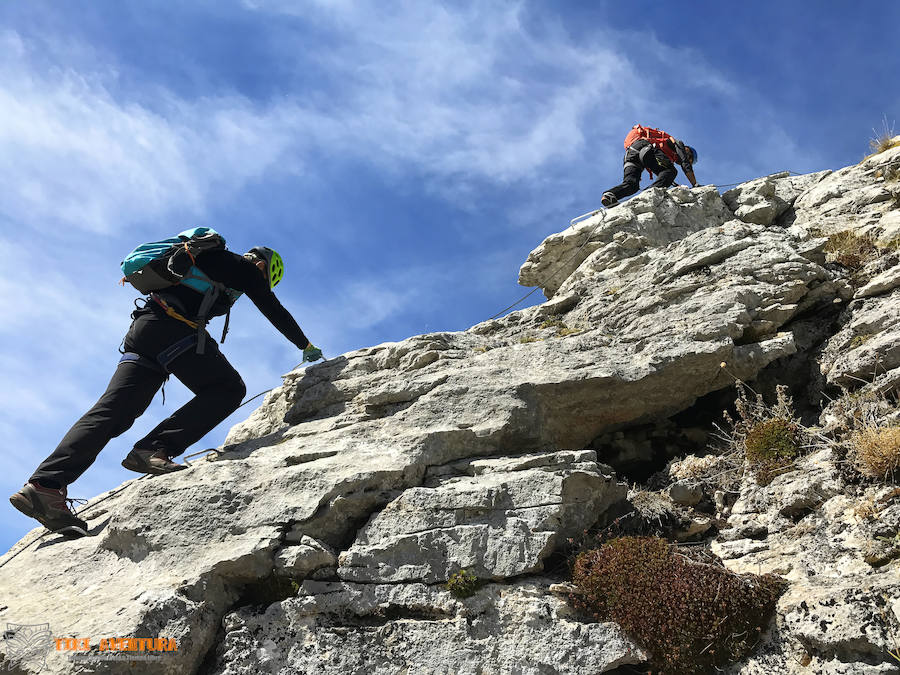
[869,116,900,155]
[824,230,880,272]
[854,426,900,481]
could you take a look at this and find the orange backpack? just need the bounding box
[623,124,678,163]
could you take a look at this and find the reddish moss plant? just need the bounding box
[572,536,784,674]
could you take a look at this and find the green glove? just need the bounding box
[302,344,324,363]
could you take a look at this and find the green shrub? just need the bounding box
[446,569,480,598]
[572,536,784,674]
[744,417,801,485]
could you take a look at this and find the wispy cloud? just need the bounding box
[244,3,638,194]
[0,29,303,235]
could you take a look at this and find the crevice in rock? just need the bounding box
[603,665,653,675]
[363,400,415,419]
[196,623,227,675]
[750,304,846,423]
[795,637,897,669]
[311,605,457,628]
[193,526,296,674]
[589,415,715,483]
[230,575,300,611]
[283,450,340,466]
[780,503,818,522]
[298,485,409,551]
[591,300,846,487]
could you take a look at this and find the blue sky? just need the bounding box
[1,0,898,553]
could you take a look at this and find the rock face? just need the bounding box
[337,452,624,584]
[713,449,900,674]
[210,581,645,674]
[2,141,900,674]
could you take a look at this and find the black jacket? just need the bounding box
[156,249,310,349]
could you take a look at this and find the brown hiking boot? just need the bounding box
[10,482,88,535]
[121,448,187,475]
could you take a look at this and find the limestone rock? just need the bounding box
[519,185,731,298]
[792,144,900,238]
[206,580,647,674]
[820,290,900,388]
[668,480,703,507]
[337,454,624,583]
[856,261,900,298]
[715,451,900,672]
[274,536,336,576]
[723,172,792,226]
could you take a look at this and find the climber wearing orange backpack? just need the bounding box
[601,124,699,207]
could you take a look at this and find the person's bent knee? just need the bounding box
[224,377,247,411]
[657,169,677,188]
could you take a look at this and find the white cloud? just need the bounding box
[237,3,640,193]
[0,29,304,235]
[0,6,806,243]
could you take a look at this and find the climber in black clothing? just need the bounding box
[10,245,323,536]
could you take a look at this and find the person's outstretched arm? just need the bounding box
[671,139,699,187]
[200,250,312,350]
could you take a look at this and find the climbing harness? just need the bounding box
[151,294,198,330]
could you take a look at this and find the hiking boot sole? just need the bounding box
[9,491,37,520]
[9,492,88,537]
[121,455,187,475]
[56,525,90,538]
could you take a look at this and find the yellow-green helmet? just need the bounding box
[248,246,284,288]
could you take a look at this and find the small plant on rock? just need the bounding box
[824,387,900,484]
[539,319,565,330]
[853,426,900,481]
[869,116,900,156]
[720,382,807,486]
[850,333,875,348]
[571,536,784,674]
[744,417,803,485]
[446,569,480,598]
[538,319,585,338]
[824,230,879,274]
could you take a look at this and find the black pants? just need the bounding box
[606,139,678,200]
[30,308,246,487]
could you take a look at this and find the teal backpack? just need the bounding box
[121,226,226,293]
[120,227,240,353]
